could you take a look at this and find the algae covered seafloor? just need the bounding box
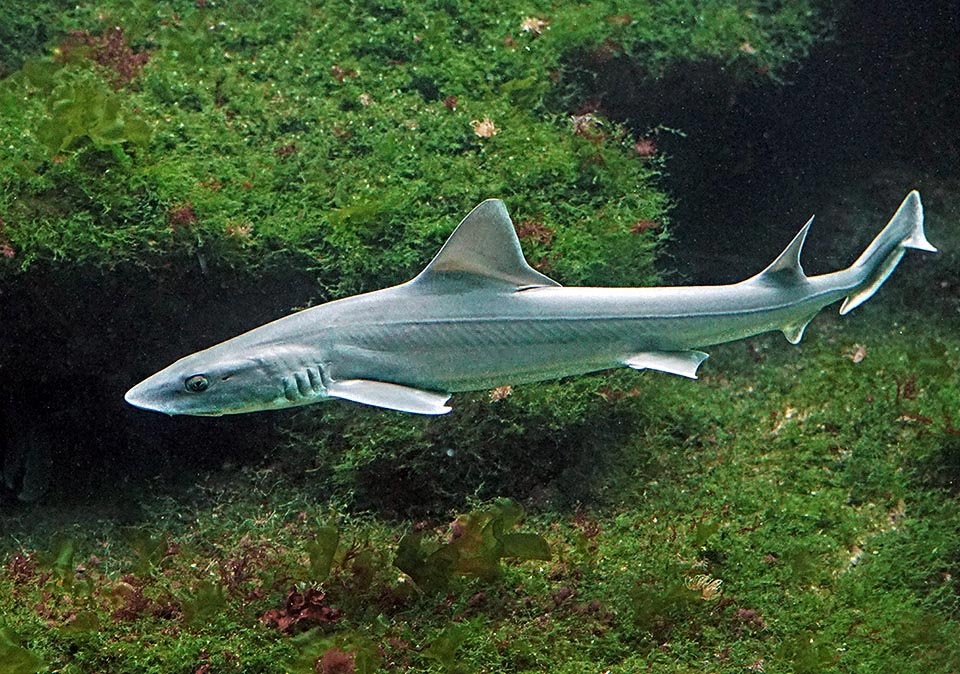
[3,0,960,672]
[3,299,960,674]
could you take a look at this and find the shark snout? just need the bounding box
[124,375,175,415]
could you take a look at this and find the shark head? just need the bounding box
[124,341,331,416]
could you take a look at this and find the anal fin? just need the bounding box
[625,351,709,379]
[327,379,452,415]
[781,313,818,344]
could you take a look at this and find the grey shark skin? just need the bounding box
[125,191,936,417]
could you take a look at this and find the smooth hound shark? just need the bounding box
[126,192,935,416]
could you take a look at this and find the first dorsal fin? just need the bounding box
[748,216,813,285]
[412,199,560,288]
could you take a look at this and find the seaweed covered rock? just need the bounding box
[0,0,829,285]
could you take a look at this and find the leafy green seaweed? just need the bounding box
[395,498,550,591]
[0,627,44,674]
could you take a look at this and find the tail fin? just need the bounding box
[839,191,936,315]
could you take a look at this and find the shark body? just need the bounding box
[125,192,935,416]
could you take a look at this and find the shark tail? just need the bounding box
[839,191,936,315]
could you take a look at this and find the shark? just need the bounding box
[125,191,935,417]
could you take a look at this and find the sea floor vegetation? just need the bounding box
[3,302,960,673]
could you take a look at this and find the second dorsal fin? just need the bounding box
[412,199,560,288]
[747,216,813,286]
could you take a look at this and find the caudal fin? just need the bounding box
[839,191,936,315]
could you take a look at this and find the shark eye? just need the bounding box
[184,375,209,393]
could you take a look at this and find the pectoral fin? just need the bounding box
[625,351,709,379]
[327,379,452,415]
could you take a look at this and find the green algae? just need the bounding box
[0,627,45,674]
[0,0,827,289]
